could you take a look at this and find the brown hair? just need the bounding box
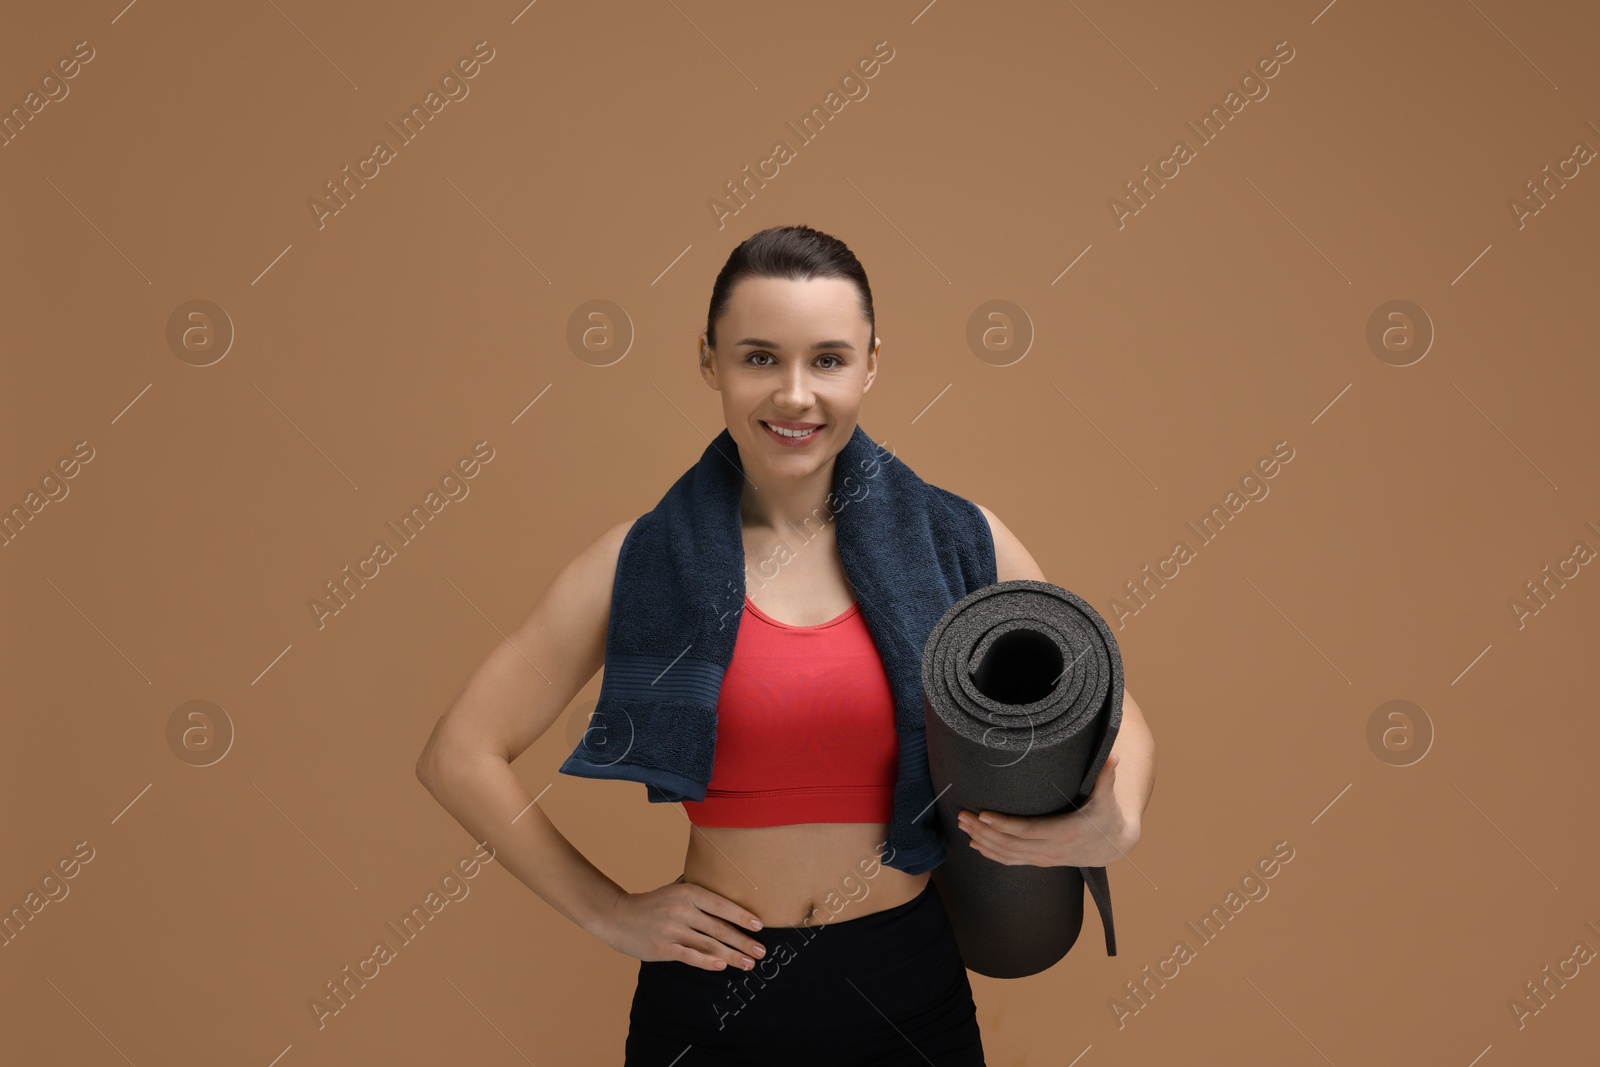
[704,224,875,353]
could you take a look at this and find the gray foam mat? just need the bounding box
[921,579,1124,978]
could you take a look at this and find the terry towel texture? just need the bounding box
[558,423,998,875]
[922,579,1124,976]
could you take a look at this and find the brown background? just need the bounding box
[4,1,1598,1063]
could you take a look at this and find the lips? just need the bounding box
[759,419,823,443]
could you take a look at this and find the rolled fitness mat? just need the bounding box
[921,579,1124,978]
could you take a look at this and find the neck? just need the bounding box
[738,455,840,536]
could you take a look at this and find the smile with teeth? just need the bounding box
[762,421,821,439]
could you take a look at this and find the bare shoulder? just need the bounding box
[417,515,641,769]
[974,502,1047,583]
[568,516,637,592]
[541,516,638,629]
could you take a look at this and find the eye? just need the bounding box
[743,351,844,368]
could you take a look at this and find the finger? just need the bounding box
[962,808,1033,842]
[1088,755,1119,801]
[672,937,746,972]
[685,885,765,934]
[1097,752,1120,786]
[966,831,1022,865]
[679,889,767,962]
[679,925,762,971]
[685,911,768,964]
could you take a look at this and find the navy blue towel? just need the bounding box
[558,422,997,875]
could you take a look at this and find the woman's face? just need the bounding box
[700,275,877,479]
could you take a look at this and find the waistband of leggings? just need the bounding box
[761,876,938,934]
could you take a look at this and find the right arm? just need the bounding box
[414,519,768,973]
[414,519,636,938]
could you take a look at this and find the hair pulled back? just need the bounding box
[704,224,875,353]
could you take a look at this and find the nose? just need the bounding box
[773,360,816,411]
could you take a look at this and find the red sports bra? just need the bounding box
[681,593,899,828]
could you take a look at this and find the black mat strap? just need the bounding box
[1082,865,1116,955]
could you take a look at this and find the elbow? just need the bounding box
[415,733,500,792]
[415,736,450,791]
[415,717,463,789]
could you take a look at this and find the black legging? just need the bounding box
[624,878,986,1065]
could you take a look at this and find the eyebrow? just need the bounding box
[732,337,856,351]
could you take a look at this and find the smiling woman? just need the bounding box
[414,224,1152,1064]
[589,225,993,1061]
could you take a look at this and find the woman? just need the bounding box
[416,225,1155,1063]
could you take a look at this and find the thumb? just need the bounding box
[1094,752,1120,790]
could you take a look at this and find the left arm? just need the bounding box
[954,504,1156,868]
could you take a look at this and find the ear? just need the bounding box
[863,336,879,392]
[698,335,719,389]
